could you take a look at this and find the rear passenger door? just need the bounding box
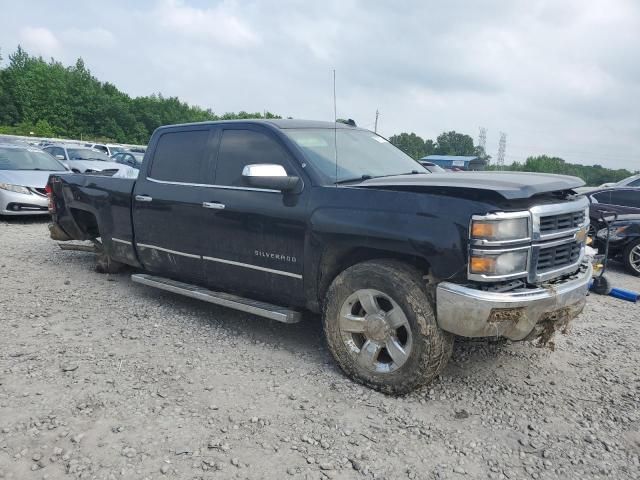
[201,126,307,306]
[132,126,217,283]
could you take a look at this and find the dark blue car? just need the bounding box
[588,187,640,276]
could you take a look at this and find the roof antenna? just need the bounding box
[333,69,338,186]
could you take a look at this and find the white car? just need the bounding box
[42,144,125,173]
[599,174,640,189]
[84,143,127,157]
[0,144,68,216]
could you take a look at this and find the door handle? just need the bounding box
[202,202,225,210]
[135,195,153,202]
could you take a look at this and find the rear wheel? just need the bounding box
[323,259,453,394]
[623,239,640,276]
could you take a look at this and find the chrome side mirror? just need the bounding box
[242,164,301,192]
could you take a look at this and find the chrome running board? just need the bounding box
[131,273,301,324]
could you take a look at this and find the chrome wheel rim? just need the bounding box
[338,289,412,373]
[630,245,640,273]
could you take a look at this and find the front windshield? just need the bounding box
[67,148,110,161]
[0,148,66,171]
[284,128,427,183]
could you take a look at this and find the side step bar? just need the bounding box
[131,273,301,324]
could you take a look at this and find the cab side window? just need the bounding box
[150,130,210,183]
[215,129,291,187]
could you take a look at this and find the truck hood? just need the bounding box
[0,169,67,188]
[357,171,585,200]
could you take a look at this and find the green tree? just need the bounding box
[0,46,282,144]
[34,119,54,137]
[424,139,435,157]
[434,131,475,155]
[389,132,427,159]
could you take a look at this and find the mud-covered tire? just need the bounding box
[95,251,126,274]
[623,239,640,277]
[323,259,453,395]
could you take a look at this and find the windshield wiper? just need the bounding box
[334,175,372,185]
[373,171,427,179]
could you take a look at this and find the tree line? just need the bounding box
[0,46,635,185]
[0,46,279,144]
[388,131,487,160]
[487,155,635,186]
[388,130,636,186]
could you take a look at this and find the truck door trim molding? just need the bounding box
[203,255,303,279]
[146,177,280,194]
[111,237,132,245]
[136,242,201,259]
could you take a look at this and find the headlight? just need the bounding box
[471,217,529,242]
[596,226,628,241]
[469,250,528,277]
[0,183,31,195]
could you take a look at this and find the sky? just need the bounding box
[1,0,639,170]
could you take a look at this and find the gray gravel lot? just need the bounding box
[1,218,639,480]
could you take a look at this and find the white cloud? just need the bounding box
[61,28,116,49]
[153,0,258,48]
[2,1,639,170]
[18,27,60,57]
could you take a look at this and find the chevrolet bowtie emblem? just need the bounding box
[575,226,588,243]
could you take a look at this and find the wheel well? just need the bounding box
[317,247,431,305]
[70,208,99,238]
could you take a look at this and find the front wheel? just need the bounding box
[623,239,640,276]
[323,260,453,394]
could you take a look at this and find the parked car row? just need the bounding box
[587,187,640,276]
[42,144,124,173]
[0,140,141,215]
[0,144,67,215]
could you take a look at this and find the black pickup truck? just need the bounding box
[48,119,592,394]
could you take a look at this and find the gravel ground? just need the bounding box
[1,217,639,480]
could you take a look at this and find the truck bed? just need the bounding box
[49,172,136,250]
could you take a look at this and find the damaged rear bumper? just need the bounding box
[436,263,592,341]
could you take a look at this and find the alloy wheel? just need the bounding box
[338,289,412,373]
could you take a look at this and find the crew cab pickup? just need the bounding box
[48,119,592,394]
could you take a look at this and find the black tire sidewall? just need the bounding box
[323,260,448,394]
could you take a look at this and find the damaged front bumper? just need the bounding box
[436,263,592,341]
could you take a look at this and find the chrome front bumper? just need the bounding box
[436,263,592,341]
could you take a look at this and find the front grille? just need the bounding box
[536,242,582,273]
[539,211,585,233]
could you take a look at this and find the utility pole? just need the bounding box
[497,132,507,169]
[374,109,379,133]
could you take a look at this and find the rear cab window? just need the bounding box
[149,129,212,183]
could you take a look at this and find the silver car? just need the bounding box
[42,144,125,173]
[0,144,68,216]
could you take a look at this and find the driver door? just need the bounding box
[200,126,308,306]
